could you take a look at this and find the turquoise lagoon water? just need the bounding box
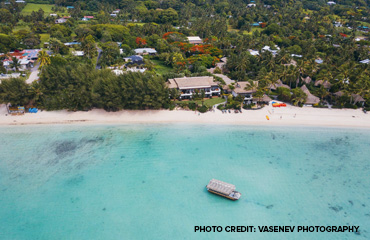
[0,124,369,240]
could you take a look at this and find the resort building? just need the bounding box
[327,1,336,5]
[187,36,203,45]
[231,81,257,104]
[301,85,320,105]
[167,76,220,99]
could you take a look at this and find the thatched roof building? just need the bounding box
[314,80,332,89]
[253,94,272,103]
[352,94,365,104]
[334,91,344,97]
[269,79,291,90]
[206,179,235,195]
[302,76,312,84]
[301,85,320,105]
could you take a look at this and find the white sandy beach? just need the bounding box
[0,103,369,128]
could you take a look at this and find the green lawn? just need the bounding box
[175,97,225,107]
[151,59,173,75]
[243,27,264,35]
[21,3,66,16]
[12,24,30,32]
[39,33,50,46]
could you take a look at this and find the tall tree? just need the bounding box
[37,50,51,73]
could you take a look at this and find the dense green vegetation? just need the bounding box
[0,0,370,111]
[0,56,170,111]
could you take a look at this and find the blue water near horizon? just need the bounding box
[0,124,369,240]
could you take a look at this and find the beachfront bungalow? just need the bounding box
[167,76,220,99]
[269,79,291,90]
[112,9,120,14]
[50,13,57,17]
[134,48,157,55]
[187,36,203,45]
[301,85,320,105]
[231,81,257,104]
[247,3,256,7]
[84,16,94,19]
[327,1,336,5]
[352,94,365,106]
[334,92,365,106]
[253,94,272,104]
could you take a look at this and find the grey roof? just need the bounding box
[125,55,143,62]
[207,179,235,195]
[167,76,216,90]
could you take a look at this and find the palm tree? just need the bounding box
[10,57,20,72]
[37,50,51,73]
[291,88,307,106]
[316,86,329,102]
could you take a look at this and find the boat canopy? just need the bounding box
[207,179,236,195]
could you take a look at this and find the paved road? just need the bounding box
[26,63,40,84]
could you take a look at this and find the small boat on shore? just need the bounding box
[206,179,241,200]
